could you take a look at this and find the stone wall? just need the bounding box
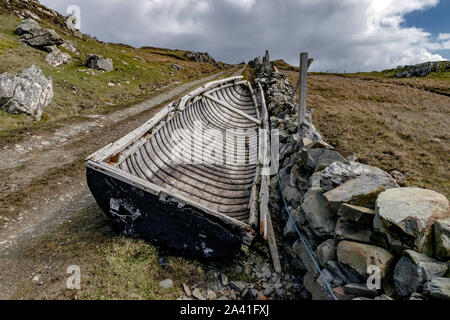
[251,56,450,301]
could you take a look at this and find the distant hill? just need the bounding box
[0,0,228,136]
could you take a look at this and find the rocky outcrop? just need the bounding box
[395,61,450,78]
[86,54,114,72]
[250,52,450,301]
[0,65,53,121]
[185,51,229,69]
[16,18,63,48]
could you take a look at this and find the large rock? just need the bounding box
[424,277,450,300]
[319,161,396,192]
[16,19,63,48]
[375,188,450,256]
[337,241,394,279]
[15,18,40,35]
[393,250,448,297]
[45,48,72,67]
[435,218,450,261]
[324,174,399,212]
[86,54,114,72]
[0,65,53,121]
[302,187,337,237]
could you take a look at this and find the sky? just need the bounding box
[40,0,450,72]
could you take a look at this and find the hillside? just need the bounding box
[0,0,227,141]
[282,69,449,198]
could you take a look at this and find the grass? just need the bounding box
[283,70,450,198]
[0,12,221,137]
[11,202,210,300]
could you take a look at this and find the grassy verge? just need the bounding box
[283,70,450,198]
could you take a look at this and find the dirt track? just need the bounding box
[0,67,243,299]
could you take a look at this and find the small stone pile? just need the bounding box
[250,54,450,301]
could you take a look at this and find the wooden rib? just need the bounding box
[203,93,261,126]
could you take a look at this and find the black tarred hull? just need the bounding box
[86,167,244,261]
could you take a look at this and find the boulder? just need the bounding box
[16,19,63,48]
[324,174,399,212]
[435,218,450,261]
[393,250,448,297]
[319,161,396,192]
[0,65,53,121]
[316,239,337,268]
[375,188,450,256]
[337,204,375,226]
[15,18,40,35]
[45,48,72,67]
[335,218,374,243]
[86,54,114,72]
[424,277,450,300]
[337,241,394,279]
[302,187,337,237]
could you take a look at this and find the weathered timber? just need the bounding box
[298,52,309,126]
[290,58,314,101]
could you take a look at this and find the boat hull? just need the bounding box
[87,167,245,260]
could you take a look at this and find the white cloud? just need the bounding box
[438,33,450,41]
[40,0,448,71]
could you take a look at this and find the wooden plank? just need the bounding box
[248,165,260,229]
[203,93,262,126]
[266,210,282,273]
[298,52,308,126]
[259,175,269,239]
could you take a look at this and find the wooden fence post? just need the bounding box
[298,52,308,127]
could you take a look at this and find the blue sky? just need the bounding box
[404,0,450,59]
[41,0,450,72]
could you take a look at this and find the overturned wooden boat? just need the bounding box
[86,76,270,260]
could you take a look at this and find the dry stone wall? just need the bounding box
[251,55,450,301]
